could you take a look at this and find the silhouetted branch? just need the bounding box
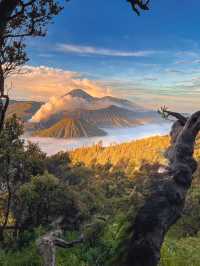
[127,0,150,15]
[158,106,187,126]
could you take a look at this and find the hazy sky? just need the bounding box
[8,0,200,112]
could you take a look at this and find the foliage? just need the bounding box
[70,136,170,173]
[0,115,25,240]
[160,235,200,266]
[0,0,64,76]
[14,172,80,231]
[0,116,80,243]
[0,116,200,265]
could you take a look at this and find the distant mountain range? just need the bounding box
[8,89,159,139]
[67,105,147,128]
[63,89,143,111]
[7,100,43,121]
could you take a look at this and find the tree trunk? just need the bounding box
[0,228,4,243]
[0,64,5,130]
[0,64,4,96]
[123,111,200,266]
[37,235,56,266]
[0,64,9,131]
[13,222,19,241]
[0,0,16,130]
[37,230,84,266]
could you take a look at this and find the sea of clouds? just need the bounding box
[25,122,172,156]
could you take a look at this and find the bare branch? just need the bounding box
[158,106,188,126]
[54,235,84,248]
[127,0,150,15]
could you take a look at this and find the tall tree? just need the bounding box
[0,115,47,242]
[0,115,24,242]
[0,0,66,130]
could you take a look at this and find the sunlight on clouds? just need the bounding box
[7,66,112,101]
[5,65,200,114]
[134,93,200,113]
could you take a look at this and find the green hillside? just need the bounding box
[1,116,200,266]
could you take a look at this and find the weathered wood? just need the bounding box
[37,229,84,266]
[122,110,200,266]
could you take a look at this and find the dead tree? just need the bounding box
[121,109,200,266]
[37,228,84,266]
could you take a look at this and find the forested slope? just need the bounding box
[1,116,200,266]
[70,135,200,171]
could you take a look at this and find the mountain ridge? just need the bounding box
[64,89,95,101]
[8,89,159,138]
[33,117,107,138]
[67,105,147,127]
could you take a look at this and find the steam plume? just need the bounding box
[30,95,89,123]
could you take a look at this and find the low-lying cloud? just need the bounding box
[26,123,172,156]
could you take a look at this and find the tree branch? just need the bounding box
[127,0,150,15]
[0,0,19,33]
[7,0,35,21]
[54,235,84,248]
[158,106,187,126]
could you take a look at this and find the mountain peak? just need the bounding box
[66,89,94,101]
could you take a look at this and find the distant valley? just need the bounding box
[8,89,161,139]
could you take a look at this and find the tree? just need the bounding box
[0,115,24,242]
[25,141,46,176]
[0,115,47,242]
[0,0,66,130]
[45,152,71,180]
[112,109,200,266]
[13,172,80,232]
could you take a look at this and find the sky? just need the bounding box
[7,0,200,112]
